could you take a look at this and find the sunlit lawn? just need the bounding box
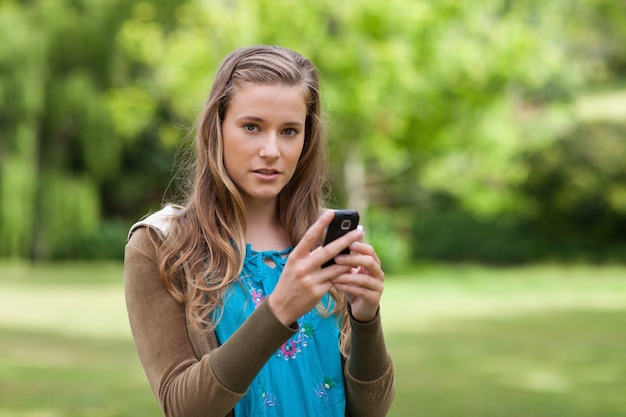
[1,262,625,417]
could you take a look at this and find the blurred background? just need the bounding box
[2,0,625,266]
[1,0,625,416]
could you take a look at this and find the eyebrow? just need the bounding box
[236,115,304,127]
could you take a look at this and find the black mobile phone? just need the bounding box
[322,210,360,267]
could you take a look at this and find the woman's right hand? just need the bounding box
[267,210,364,326]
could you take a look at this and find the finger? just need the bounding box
[333,282,379,298]
[356,225,364,242]
[335,253,384,279]
[347,241,381,265]
[332,281,382,308]
[332,271,384,292]
[318,263,353,279]
[290,210,335,258]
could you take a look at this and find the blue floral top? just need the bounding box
[213,245,346,416]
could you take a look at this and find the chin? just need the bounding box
[243,192,281,205]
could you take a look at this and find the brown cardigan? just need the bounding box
[124,221,395,417]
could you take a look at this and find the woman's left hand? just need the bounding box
[331,240,385,322]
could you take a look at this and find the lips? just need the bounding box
[253,168,280,180]
[254,169,279,174]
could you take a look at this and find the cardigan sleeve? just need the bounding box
[124,226,296,417]
[344,310,396,417]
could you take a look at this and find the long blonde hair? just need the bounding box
[158,46,346,341]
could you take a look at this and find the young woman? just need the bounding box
[124,45,394,417]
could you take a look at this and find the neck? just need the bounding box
[243,199,290,252]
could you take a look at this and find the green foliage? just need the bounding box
[0,2,45,258]
[0,0,625,261]
[0,155,37,257]
[365,207,413,274]
[412,211,542,264]
[53,220,129,260]
[520,122,626,248]
[0,0,173,259]
[38,172,101,259]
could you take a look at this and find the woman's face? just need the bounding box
[221,83,307,208]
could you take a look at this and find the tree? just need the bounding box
[0,0,176,259]
[1,0,624,263]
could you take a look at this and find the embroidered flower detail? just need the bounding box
[261,384,276,408]
[276,319,315,361]
[250,287,265,306]
[300,323,315,338]
[279,340,299,360]
[314,376,337,399]
[242,278,265,307]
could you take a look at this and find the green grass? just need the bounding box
[1,262,625,416]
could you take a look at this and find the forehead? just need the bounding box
[227,83,308,120]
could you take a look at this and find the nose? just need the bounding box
[259,132,280,160]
